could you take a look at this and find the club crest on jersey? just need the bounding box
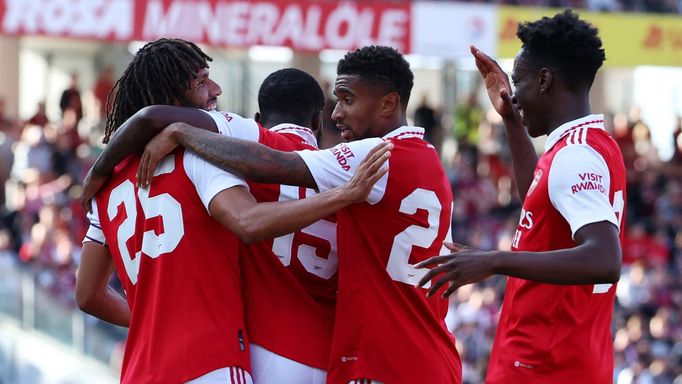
[527,169,543,196]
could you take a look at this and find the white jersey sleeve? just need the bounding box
[548,144,618,238]
[83,198,106,245]
[183,149,248,211]
[204,110,260,142]
[296,138,389,204]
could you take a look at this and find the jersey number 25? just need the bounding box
[106,157,184,284]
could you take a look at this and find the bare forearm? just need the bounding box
[503,116,538,200]
[235,187,351,243]
[493,245,620,285]
[88,288,131,327]
[172,126,316,188]
[93,106,217,176]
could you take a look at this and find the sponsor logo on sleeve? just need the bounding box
[571,172,605,194]
[331,144,355,171]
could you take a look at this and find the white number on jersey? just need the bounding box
[106,156,185,284]
[272,184,338,279]
[387,188,442,288]
[593,189,624,294]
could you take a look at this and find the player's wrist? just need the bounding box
[489,251,506,275]
[167,123,185,144]
[335,185,358,205]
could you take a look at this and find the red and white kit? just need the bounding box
[84,149,251,384]
[487,114,627,383]
[207,111,336,382]
[297,126,462,384]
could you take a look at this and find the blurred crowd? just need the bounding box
[0,70,681,383]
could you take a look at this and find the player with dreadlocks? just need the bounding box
[102,38,214,144]
[76,39,390,384]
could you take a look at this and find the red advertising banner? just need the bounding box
[0,0,411,52]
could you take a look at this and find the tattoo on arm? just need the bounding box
[176,127,317,189]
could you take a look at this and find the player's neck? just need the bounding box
[545,95,591,136]
[262,113,309,130]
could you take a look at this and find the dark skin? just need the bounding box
[132,74,406,189]
[416,45,621,297]
[82,112,219,211]
[76,242,130,327]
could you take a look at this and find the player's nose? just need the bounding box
[209,79,222,97]
[331,102,343,121]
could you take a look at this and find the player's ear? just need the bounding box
[380,92,400,117]
[539,68,552,94]
[254,112,262,124]
[311,111,321,133]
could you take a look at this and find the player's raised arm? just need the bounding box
[471,45,538,200]
[142,121,320,189]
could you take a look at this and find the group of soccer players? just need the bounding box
[76,9,626,384]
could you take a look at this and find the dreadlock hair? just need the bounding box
[337,46,413,109]
[517,9,605,91]
[258,68,324,125]
[103,38,212,143]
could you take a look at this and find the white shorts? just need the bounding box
[186,366,253,384]
[250,343,327,384]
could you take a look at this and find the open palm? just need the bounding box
[470,45,518,121]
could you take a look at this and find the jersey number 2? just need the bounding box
[387,188,444,288]
[107,157,184,284]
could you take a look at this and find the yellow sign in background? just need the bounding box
[498,7,682,67]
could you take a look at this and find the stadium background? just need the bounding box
[0,0,680,383]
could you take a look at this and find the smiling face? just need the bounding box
[181,67,222,111]
[510,49,549,138]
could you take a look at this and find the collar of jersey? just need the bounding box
[382,125,425,140]
[544,114,605,152]
[269,123,318,149]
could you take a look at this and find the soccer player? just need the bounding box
[75,39,389,384]
[135,46,462,384]
[241,69,337,384]
[82,67,339,383]
[417,10,626,383]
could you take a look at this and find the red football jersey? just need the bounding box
[487,115,626,383]
[298,127,461,384]
[207,111,338,369]
[86,150,250,383]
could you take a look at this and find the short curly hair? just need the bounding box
[258,68,324,122]
[517,9,605,90]
[337,46,414,108]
